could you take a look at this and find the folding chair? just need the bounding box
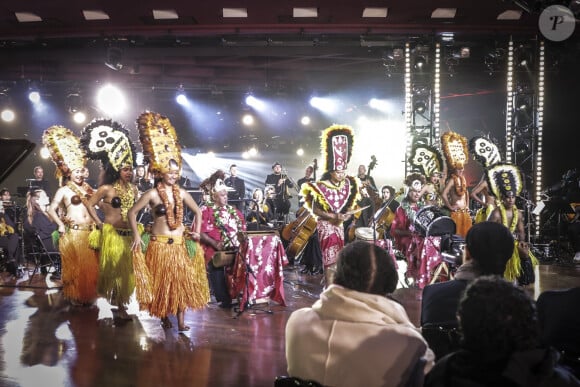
[27,233,61,284]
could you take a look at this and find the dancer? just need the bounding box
[82,119,139,320]
[44,126,100,306]
[128,112,209,331]
[487,163,539,285]
[469,136,503,223]
[441,131,472,237]
[300,125,359,285]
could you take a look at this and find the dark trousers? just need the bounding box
[301,231,323,268]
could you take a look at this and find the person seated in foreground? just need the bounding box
[285,241,435,387]
[420,221,514,327]
[537,287,580,378]
[425,276,580,387]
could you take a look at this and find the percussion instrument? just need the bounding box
[413,205,456,237]
[354,227,375,241]
[212,250,237,268]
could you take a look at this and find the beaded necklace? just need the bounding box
[156,182,183,230]
[113,181,136,222]
[212,204,243,249]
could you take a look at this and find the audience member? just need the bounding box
[537,287,580,378]
[425,276,580,387]
[285,241,435,387]
[421,221,514,326]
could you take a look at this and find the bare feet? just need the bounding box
[161,317,173,329]
[116,308,132,321]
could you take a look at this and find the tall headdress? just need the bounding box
[408,142,444,177]
[80,118,136,171]
[136,111,182,176]
[441,131,469,170]
[486,163,523,198]
[321,125,354,172]
[469,136,502,168]
[42,125,86,180]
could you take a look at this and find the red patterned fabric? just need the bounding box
[199,204,246,264]
[228,233,288,311]
[317,220,345,267]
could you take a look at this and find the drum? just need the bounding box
[354,227,375,241]
[413,206,456,237]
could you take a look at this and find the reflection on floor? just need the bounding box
[0,261,579,387]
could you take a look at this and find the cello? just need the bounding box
[347,155,382,241]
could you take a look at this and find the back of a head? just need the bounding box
[458,276,539,357]
[333,241,398,296]
[465,222,514,275]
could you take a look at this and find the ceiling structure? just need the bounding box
[0,0,560,92]
[0,0,577,163]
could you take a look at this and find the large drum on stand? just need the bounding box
[354,227,397,267]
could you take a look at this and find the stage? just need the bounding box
[0,261,579,387]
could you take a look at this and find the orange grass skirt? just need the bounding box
[143,238,209,317]
[59,229,99,304]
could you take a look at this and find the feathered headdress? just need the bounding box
[441,131,469,170]
[486,163,523,199]
[409,142,444,177]
[321,125,354,173]
[81,118,135,171]
[200,170,226,196]
[469,136,502,168]
[136,111,182,175]
[42,125,86,179]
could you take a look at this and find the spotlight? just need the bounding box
[96,84,126,116]
[40,147,50,159]
[242,114,254,126]
[1,108,15,122]
[73,111,87,124]
[301,115,311,126]
[105,47,123,71]
[176,93,187,105]
[66,93,82,113]
[28,90,41,103]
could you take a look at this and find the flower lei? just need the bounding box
[401,198,421,223]
[212,204,243,249]
[452,173,467,197]
[499,203,518,233]
[113,181,136,222]
[156,182,183,230]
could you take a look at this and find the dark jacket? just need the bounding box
[425,348,580,387]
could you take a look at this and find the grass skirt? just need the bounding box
[94,224,136,306]
[143,237,209,317]
[504,240,539,282]
[59,229,99,304]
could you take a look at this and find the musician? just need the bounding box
[297,166,315,191]
[391,174,426,283]
[381,185,400,213]
[44,125,100,306]
[265,162,294,220]
[246,188,273,228]
[225,164,246,211]
[24,189,58,277]
[441,131,472,238]
[30,166,52,198]
[199,171,247,308]
[0,188,17,221]
[377,185,400,239]
[133,165,153,193]
[0,189,20,275]
[301,125,359,284]
[357,164,377,191]
[487,164,538,285]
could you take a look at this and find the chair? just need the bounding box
[274,376,323,387]
[27,233,61,284]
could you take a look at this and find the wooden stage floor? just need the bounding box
[0,260,579,387]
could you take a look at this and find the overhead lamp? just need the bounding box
[175,86,187,105]
[28,90,41,103]
[413,100,427,114]
[105,47,123,71]
[66,92,82,113]
[414,55,426,70]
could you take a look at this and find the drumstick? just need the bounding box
[344,205,371,216]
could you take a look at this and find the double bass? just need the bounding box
[281,159,318,260]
